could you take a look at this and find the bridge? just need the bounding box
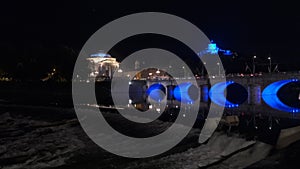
[130,72,300,119]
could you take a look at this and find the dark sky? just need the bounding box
[1,0,300,72]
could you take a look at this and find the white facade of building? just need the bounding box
[86,51,119,80]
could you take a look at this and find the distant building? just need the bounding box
[198,41,233,56]
[86,51,119,80]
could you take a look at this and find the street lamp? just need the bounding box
[268,57,271,73]
[253,56,256,74]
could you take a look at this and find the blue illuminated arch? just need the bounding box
[209,81,239,108]
[146,83,166,102]
[173,82,198,104]
[262,79,300,113]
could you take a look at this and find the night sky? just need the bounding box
[1,1,300,75]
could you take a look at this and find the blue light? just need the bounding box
[173,82,197,104]
[209,81,240,108]
[208,43,217,50]
[146,84,166,102]
[223,50,233,56]
[262,79,300,113]
[202,86,209,102]
[207,43,219,54]
[90,51,111,58]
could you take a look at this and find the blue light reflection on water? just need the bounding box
[145,79,300,112]
[173,82,195,104]
[202,85,209,102]
[209,81,239,108]
[262,79,300,113]
[146,83,166,102]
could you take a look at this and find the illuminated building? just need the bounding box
[86,51,119,80]
[198,41,233,56]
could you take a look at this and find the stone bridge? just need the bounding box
[141,72,300,119]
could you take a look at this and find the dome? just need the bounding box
[90,51,111,58]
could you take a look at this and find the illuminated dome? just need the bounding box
[86,51,119,80]
[90,51,111,58]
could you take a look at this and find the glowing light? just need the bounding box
[209,81,240,108]
[173,82,198,104]
[146,84,166,102]
[223,50,233,56]
[202,86,209,102]
[198,41,233,56]
[262,79,300,113]
[208,43,218,54]
[156,108,161,112]
[90,51,111,58]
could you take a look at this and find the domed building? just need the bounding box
[86,51,120,80]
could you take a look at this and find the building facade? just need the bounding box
[86,51,120,80]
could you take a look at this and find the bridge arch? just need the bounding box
[262,79,300,113]
[209,81,248,108]
[146,83,166,102]
[173,82,199,104]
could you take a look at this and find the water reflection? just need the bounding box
[262,79,300,113]
[209,81,239,108]
[123,79,300,120]
[91,79,300,144]
[146,83,166,102]
[173,82,198,104]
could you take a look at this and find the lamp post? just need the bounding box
[268,57,272,73]
[253,55,256,74]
